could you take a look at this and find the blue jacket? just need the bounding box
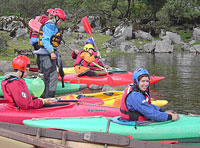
[30,37,38,45]
[126,91,169,122]
[41,20,58,53]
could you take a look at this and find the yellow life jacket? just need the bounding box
[38,24,63,48]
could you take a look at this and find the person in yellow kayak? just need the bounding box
[120,68,179,122]
[74,44,100,76]
[72,38,110,70]
[1,56,55,110]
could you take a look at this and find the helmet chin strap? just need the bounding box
[54,16,60,25]
[20,71,24,78]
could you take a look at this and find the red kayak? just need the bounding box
[58,72,164,87]
[0,103,120,125]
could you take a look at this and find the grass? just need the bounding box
[0,32,112,64]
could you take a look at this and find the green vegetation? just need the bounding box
[1,0,200,30]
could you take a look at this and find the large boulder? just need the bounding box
[154,40,174,53]
[0,16,27,38]
[133,30,153,41]
[193,28,200,41]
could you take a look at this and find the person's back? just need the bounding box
[29,14,49,47]
[1,56,54,110]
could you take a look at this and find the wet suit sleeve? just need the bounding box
[126,92,169,122]
[7,80,43,110]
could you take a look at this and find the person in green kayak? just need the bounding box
[120,68,179,122]
[1,56,55,110]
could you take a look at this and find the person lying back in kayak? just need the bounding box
[1,56,55,110]
[74,44,101,77]
[120,68,179,122]
[72,38,110,71]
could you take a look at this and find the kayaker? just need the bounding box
[33,8,66,98]
[74,44,100,76]
[1,56,55,110]
[72,38,110,70]
[29,8,54,71]
[120,68,179,122]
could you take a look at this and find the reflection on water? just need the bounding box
[105,52,200,114]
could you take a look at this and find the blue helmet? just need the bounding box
[86,38,95,46]
[132,68,149,85]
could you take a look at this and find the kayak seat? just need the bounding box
[112,116,156,126]
[112,116,136,126]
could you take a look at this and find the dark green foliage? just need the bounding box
[0,0,199,29]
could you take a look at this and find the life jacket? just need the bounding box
[89,51,103,70]
[1,77,22,109]
[38,23,63,48]
[120,85,151,121]
[73,51,90,67]
[30,14,49,38]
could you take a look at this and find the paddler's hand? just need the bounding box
[97,51,101,57]
[104,65,110,69]
[170,113,179,121]
[50,52,56,60]
[39,98,56,105]
[74,49,79,54]
[166,112,179,121]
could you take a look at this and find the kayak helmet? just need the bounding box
[12,56,30,72]
[54,8,66,21]
[83,44,94,52]
[86,38,95,47]
[46,9,54,15]
[132,68,149,86]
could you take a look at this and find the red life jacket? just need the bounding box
[120,85,151,121]
[73,51,90,67]
[89,51,103,70]
[1,77,24,108]
[29,14,49,38]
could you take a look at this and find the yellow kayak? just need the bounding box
[57,67,127,75]
[58,91,168,107]
[57,67,75,74]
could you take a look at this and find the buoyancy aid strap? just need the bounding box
[120,108,144,121]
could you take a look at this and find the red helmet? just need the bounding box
[12,56,30,72]
[47,9,54,15]
[54,8,66,21]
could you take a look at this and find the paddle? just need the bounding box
[81,16,114,86]
[55,97,104,105]
[0,96,104,105]
[56,52,65,88]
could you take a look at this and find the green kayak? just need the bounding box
[23,114,200,140]
[0,76,86,97]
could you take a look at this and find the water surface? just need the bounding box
[105,52,200,114]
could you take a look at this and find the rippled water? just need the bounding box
[105,52,200,114]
